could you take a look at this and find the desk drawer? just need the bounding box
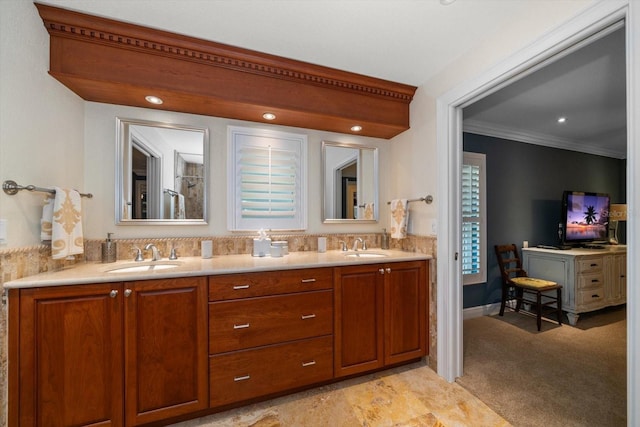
[577,286,605,308]
[209,268,333,301]
[209,335,333,407]
[209,290,333,353]
[576,258,603,274]
[577,272,604,290]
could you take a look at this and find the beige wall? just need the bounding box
[0,0,85,248]
[389,0,594,236]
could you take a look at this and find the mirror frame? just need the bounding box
[322,140,379,223]
[115,117,210,225]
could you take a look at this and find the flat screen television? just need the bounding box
[561,191,610,246]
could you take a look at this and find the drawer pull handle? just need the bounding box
[234,375,251,382]
[592,294,600,298]
[302,361,316,367]
[301,314,316,320]
[590,263,597,267]
[233,285,250,290]
[233,323,250,329]
[591,279,599,283]
[301,278,316,283]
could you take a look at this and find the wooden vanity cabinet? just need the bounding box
[334,260,428,377]
[9,276,208,427]
[208,268,334,407]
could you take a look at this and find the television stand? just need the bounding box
[522,247,626,325]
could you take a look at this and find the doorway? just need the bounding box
[435,0,637,423]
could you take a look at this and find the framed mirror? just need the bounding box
[322,140,378,223]
[116,118,209,225]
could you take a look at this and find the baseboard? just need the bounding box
[463,303,502,320]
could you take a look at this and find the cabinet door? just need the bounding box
[15,284,124,427]
[125,277,208,426]
[384,261,428,365]
[334,264,384,377]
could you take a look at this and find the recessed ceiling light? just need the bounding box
[263,112,276,120]
[557,116,567,123]
[350,125,363,132]
[145,95,163,105]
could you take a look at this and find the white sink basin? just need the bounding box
[345,252,388,258]
[106,261,182,274]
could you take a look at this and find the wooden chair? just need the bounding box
[494,244,563,331]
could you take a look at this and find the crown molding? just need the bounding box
[463,119,626,159]
[35,3,416,139]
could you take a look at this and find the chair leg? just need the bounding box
[536,291,542,331]
[556,288,563,326]
[499,285,508,316]
[515,287,523,312]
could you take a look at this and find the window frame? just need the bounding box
[227,126,307,231]
[462,151,487,285]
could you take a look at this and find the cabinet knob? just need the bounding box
[109,290,118,298]
[385,268,391,274]
[124,289,132,297]
[379,269,385,274]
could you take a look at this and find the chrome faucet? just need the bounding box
[339,240,348,251]
[133,246,144,262]
[352,237,366,251]
[144,243,161,261]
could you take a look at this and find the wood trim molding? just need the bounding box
[35,3,417,139]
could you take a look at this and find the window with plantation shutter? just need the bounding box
[228,126,307,231]
[462,152,486,285]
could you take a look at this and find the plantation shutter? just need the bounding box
[239,145,297,218]
[228,126,307,231]
[462,152,486,285]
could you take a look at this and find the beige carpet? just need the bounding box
[457,306,626,427]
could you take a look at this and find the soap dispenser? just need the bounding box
[102,233,117,263]
[381,228,390,250]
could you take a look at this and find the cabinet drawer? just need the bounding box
[576,258,603,273]
[209,268,333,301]
[577,286,606,308]
[577,272,604,290]
[209,336,333,407]
[210,290,333,353]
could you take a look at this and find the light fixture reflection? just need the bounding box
[350,125,363,132]
[263,112,276,120]
[557,116,567,123]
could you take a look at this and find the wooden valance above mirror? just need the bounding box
[35,3,417,139]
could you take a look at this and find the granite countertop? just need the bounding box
[3,250,431,289]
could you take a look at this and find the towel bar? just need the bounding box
[387,195,433,205]
[2,180,93,198]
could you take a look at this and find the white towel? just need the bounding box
[175,193,186,219]
[51,187,84,260]
[362,203,374,220]
[390,199,409,239]
[40,194,55,241]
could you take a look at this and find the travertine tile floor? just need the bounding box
[172,360,510,427]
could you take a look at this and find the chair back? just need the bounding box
[494,244,527,285]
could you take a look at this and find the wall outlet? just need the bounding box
[431,219,437,234]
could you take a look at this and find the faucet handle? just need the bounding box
[133,246,144,262]
[338,240,347,251]
[169,247,178,260]
[363,240,368,251]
